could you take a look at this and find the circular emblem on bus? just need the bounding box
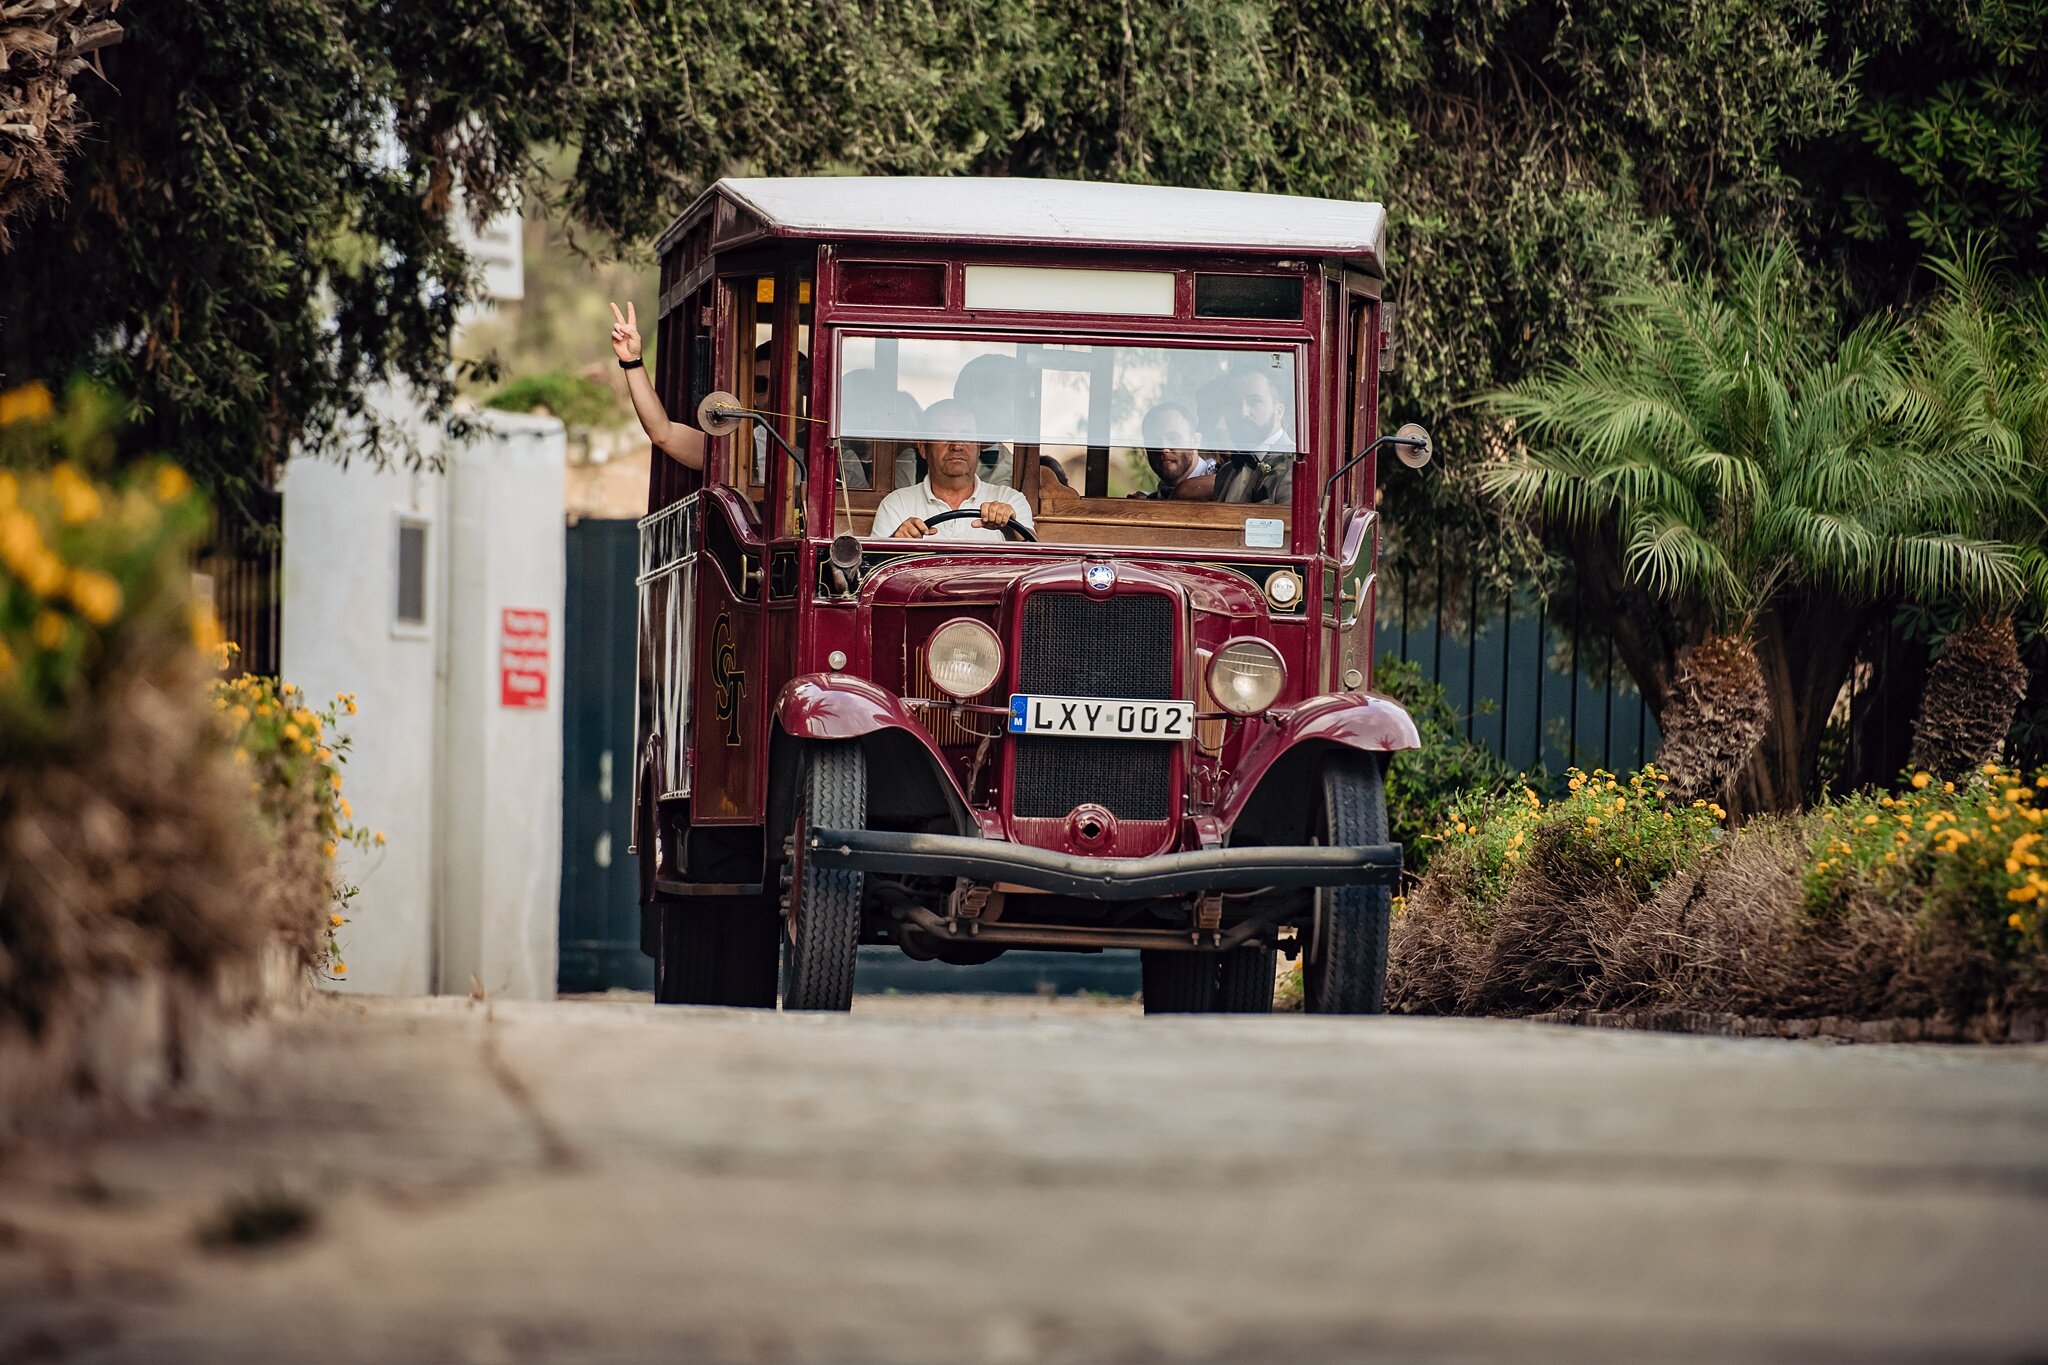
[1084,563,1116,593]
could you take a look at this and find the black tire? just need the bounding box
[781,741,866,1011]
[1214,944,1277,1013]
[653,900,780,1007]
[1140,949,1217,1014]
[1304,754,1392,1014]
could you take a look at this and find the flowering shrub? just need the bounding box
[1392,756,2048,1032]
[213,669,383,977]
[1425,766,1724,924]
[2,384,210,752]
[1,382,362,1032]
[1806,763,2048,963]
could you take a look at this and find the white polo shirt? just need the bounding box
[872,477,1034,541]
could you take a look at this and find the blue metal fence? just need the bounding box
[1373,565,1660,776]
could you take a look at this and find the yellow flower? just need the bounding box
[33,610,67,650]
[2036,776,2048,789]
[2006,787,2030,803]
[1708,804,1726,820]
[1862,814,1880,826]
[2008,858,2024,875]
[2010,913,2026,930]
[0,382,54,426]
[321,841,336,859]
[66,568,123,625]
[154,464,192,503]
[317,746,333,762]
[191,603,223,654]
[48,463,101,524]
[1911,771,1931,789]
[1943,781,1956,794]
[0,637,13,680]
[232,748,250,765]
[283,722,301,741]
[331,962,348,977]
[329,913,345,928]
[339,797,352,820]
[1613,797,1625,812]
[373,831,386,846]
[1613,856,1622,867]
[330,772,343,791]
[1585,815,1601,828]
[2008,885,2039,903]
[1985,762,2002,776]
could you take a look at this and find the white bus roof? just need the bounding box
[667,176,1386,273]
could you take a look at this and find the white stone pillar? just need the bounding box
[435,410,566,1000]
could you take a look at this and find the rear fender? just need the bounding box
[1215,693,1418,838]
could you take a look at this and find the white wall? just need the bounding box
[281,399,565,1000]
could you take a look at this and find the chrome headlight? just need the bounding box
[926,618,1003,698]
[1208,638,1285,715]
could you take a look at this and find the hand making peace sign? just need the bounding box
[609,301,642,362]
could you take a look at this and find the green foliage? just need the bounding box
[1894,247,2048,617]
[1373,656,1516,869]
[1839,0,2048,267]
[485,371,622,429]
[0,0,1866,548]
[1485,243,2028,629]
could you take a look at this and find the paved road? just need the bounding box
[2,993,2045,1364]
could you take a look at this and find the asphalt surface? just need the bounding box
[2,992,2045,1364]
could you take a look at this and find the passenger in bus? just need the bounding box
[1138,401,1217,501]
[872,400,1033,541]
[1211,368,1295,505]
[610,301,705,469]
[949,354,1073,491]
[837,368,922,491]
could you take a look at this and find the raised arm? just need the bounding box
[611,301,705,471]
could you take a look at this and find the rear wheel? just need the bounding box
[1140,950,1217,1014]
[1303,754,1392,1014]
[654,900,779,1007]
[1214,944,1277,1013]
[781,741,866,1011]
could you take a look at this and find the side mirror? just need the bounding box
[696,389,745,437]
[1392,422,1433,469]
[694,389,808,482]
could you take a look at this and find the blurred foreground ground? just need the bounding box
[2,993,2045,1364]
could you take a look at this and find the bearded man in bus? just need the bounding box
[873,400,1033,541]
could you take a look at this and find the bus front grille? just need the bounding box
[1011,592,1175,822]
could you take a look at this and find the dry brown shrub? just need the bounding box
[1462,823,1645,1014]
[0,654,323,1036]
[1392,803,2043,1035]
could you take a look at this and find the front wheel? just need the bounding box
[780,741,867,1011]
[1303,754,1392,1014]
[1140,949,1217,1014]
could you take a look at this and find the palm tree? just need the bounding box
[1895,249,2048,778]
[1484,243,2025,809]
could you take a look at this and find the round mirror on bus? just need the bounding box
[696,389,745,437]
[1394,422,1434,469]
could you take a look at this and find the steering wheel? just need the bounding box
[919,508,1037,542]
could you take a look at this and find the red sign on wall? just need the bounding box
[500,608,550,709]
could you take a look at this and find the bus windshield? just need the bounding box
[834,335,1298,504]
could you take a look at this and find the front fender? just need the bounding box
[1215,692,1419,827]
[772,674,976,825]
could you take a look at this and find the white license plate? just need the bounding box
[1007,694,1193,741]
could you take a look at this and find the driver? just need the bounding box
[872,400,1033,541]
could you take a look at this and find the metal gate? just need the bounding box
[559,518,652,992]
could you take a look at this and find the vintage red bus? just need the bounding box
[634,177,1427,1014]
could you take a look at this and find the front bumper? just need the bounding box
[805,828,1402,898]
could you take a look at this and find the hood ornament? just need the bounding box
[1083,563,1117,594]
